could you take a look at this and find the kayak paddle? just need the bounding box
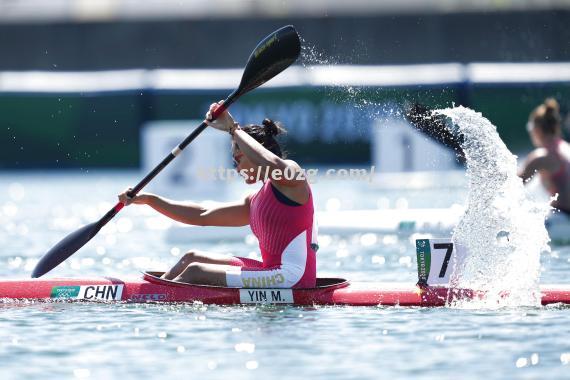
[32,25,301,278]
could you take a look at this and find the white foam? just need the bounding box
[437,106,551,307]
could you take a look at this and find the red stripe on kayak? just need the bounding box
[1,275,570,306]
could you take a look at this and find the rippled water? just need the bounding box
[1,171,570,379]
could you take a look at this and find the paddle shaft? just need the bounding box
[97,96,235,230]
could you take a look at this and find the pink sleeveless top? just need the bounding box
[249,180,317,288]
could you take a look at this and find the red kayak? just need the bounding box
[1,272,570,306]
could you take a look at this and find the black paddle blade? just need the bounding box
[32,221,102,278]
[405,103,466,164]
[236,25,301,97]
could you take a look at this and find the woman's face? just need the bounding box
[232,146,257,184]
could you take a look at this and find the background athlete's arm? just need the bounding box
[519,152,547,182]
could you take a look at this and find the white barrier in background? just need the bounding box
[372,118,459,172]
[3,63,570,93]
[141,120,232,198]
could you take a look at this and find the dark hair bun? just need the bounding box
[543,98,562,128]
[544,98,560,115]
[241,119,287,158]
[262,118,286,136]
[531,97,562,136]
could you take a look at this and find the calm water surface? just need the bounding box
[0,171,569,380]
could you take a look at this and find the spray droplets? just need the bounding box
[299,38,396,126]
[299,38,333,67]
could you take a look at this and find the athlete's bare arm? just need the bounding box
[118,192,251,227]
[233,129,304,187]
[234,129,309,203]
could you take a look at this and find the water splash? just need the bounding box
[299,38,333,67]
[299,38,399,126]
[436,106,551,308]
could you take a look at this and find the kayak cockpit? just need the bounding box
[143,271,349,290]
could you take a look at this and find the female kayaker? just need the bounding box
[118,102,317,288]
[519,98,570,214]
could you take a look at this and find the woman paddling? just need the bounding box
[519,98,570,214]
[118,102,317,288]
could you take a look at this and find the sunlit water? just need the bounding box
[1,170,570,379]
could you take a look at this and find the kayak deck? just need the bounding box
[1,272,569,306]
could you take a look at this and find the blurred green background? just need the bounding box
[0,2,568,168]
